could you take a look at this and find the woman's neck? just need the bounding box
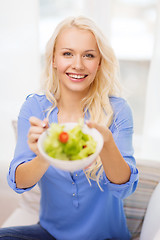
[57,93,84,123]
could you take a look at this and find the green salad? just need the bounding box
[43,122,97,161]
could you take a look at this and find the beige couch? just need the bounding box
[1,121,160,240]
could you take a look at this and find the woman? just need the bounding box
[1,16,138,240]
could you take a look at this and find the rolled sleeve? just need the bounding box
[102,162,139,199]
[7,158,36,194]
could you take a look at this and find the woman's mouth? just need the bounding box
[66,73,88,81]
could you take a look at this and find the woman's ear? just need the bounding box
[53,61,57,68]
[52,54,57,68]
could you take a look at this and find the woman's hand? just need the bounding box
[86,121,112,145]
[28,116,49,155]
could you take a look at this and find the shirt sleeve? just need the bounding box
[7,95,43,194]
[101,98,139,199]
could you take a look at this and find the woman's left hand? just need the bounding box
[86,121,112,145]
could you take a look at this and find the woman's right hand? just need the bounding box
[28,116,49,155]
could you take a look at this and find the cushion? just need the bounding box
[124,159,160,240]
[1,207,39,228]
[153,228,160,240]
[140,182,160,240]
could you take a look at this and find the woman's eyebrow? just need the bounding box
[84,49,96,52]
[61,48,97,52]
[61,48,73,51]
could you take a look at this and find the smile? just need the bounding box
[66,73,88,79]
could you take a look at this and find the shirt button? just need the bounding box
[73,193,75,196]
[75,174,78,177]
[72,182,75,185]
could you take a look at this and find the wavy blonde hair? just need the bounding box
[41,16,122,190]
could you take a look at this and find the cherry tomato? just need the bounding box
[59,131,69,143]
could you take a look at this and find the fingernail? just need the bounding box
[42,122,46,128]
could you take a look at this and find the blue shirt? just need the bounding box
[7,94,138,240]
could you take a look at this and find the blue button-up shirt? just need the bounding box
[7,94,138,240]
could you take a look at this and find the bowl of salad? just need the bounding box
[38,121,104,172]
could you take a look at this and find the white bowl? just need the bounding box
[38,122,104,172]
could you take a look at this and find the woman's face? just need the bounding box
[53,27,101,96]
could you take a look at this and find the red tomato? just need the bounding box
[59,131,69,143]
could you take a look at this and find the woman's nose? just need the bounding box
[72,55,84,70]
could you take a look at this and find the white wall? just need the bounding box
[0,0,40,188]
[84,0,112,37]
[141,0,160,161]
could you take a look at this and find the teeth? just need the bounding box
[68,74,86,79]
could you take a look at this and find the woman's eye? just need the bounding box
[63,52,72,56]
[85,54,94,58]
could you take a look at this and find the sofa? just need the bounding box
[1,121,160,240]
[124,160,160,239]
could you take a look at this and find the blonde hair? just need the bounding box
[41,16,122,190]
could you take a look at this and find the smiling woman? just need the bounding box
[0,16,138,240]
